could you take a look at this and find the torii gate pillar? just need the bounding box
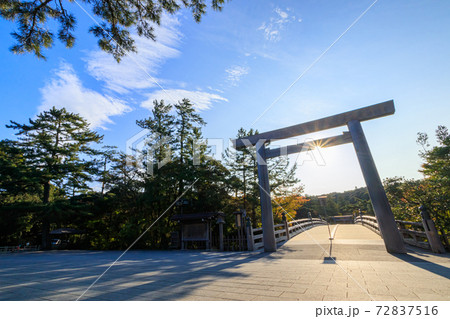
[255,140,277,252]
[347,120,406,253]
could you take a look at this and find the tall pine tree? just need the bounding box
[173,98,206,197]
[7,107,103,249]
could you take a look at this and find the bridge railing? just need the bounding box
[395,220,430,250]
[354,215,381,236]
[287,218,328,238]
[0,245,40,254]
[354,214,444,252]
[249,217,327,250]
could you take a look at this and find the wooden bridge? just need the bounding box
[246,213,446,255]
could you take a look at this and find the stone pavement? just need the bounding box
[0,225,449,301]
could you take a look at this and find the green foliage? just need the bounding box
[0,0,227,61]
[4,106,103,248]
[0,139,39,196]
[298,187,373,220]
[417,126,450,235]
[7,106,103,199]
[384,177,425,222]
[78,98,233,249]
[383,126,450,243]
[224,128,261,227]
[418,125,450,188]
[0,193,38,245]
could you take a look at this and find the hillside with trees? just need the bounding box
[297,187,373,220]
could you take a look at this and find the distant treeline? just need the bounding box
[297,187,374,219]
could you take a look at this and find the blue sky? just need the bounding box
[0,0,449,195]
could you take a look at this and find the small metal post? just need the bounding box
[241,209,246,251]
[234,210,243,251]
[246,217,254,251]
[206,220,211,250]
[180,223,185,250]
[216,213,225,251]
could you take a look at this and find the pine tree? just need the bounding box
[0,0,227,61]
[136,99,174,175]
[97,145,119,195]
[136,99,177,248]
[0,139,38,197]
[173,98,206,196]
[6,106,103,249]
[223,128,260,226]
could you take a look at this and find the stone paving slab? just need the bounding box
[0,225,449,301]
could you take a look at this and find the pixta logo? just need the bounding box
[125,130,172,176]
[126,130,326,176]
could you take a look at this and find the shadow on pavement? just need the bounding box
[392,251,450,279]
[0,250,267,301]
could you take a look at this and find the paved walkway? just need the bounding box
[0,225,449,301]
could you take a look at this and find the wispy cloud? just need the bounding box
[84,15,182,94]
[225,65,250,86]
[141,89,227,111]
[207,86,224,94]
[258,7,301,42]
[39,63,131,129]
[38,14,227,129]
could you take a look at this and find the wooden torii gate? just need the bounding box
[232,100,406,254]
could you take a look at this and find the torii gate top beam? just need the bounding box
[264,131,353,159]
[232,100,394,149]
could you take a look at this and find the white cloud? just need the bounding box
[258,7,302,42]
[207,86,224,94]
[275,8,289,20]
[225,65,250,86]
[38,15,227,130]
[85,15,182,94]
[39,63,131,129]
[141,89,227,111]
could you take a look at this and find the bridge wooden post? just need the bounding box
[420,206,445,253]
[255,140,277,252]
[282,212,290,240]
[347,120,406,254]
[359,210,364,226]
